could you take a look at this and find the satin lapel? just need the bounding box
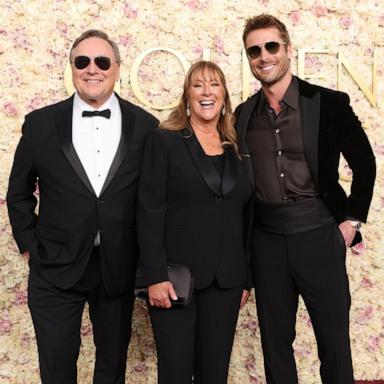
[56,97,96,196]
[222,150,238,195]
[300,91,320,186]
[182,133,222,197]
[235,95,258,187]
[99,97,135,196]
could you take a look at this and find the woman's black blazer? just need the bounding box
[137,128,252,290]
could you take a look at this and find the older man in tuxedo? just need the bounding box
[7,30,158,383]
[235,14,376,383]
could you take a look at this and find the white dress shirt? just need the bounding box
[72,93,122,197]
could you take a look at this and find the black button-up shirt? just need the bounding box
[246,77,317,203]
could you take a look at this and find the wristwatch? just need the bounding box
[347,220,362,232]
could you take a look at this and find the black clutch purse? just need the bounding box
[135,263,195,306]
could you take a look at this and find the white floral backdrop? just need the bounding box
[0,0,383,383]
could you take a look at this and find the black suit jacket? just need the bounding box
[136,129,252,290]
[7,94,158,295]
[235,77,376,230]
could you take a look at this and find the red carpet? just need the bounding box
[355,382,384,383]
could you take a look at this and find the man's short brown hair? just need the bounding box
[243,14,291,45]
[69,29,121,63]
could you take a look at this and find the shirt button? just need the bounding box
[277,150,282,156]
[97,150,100,153]
[96,127,99,130]
[275,128,280,134]
[280,172,285,178]
[282,196,288,200]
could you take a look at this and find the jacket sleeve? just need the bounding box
[6,117,39,253]
[335,92,376,222]
[136,129,170,286]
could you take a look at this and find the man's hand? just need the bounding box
[338,221,357,248]
[148,281,178,309]
[240,289,250,308]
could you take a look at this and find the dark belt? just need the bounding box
[253,197,334,235]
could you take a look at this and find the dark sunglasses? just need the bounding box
[246,41,287,60]
[72,55,114,71]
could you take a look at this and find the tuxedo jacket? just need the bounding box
[7,94,158,295]
[235,77,376,228]
[136,129,252,290]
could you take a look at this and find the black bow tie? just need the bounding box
[82,109,111,119]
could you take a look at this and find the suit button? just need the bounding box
[215,196,223,201]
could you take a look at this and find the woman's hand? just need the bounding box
[240,289,250,308]
[148,281,178,308]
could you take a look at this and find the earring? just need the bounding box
[221,106,226,116]
[186,105,191,117]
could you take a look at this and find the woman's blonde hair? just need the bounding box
[160,61,239,154]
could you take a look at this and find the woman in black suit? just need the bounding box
[137,61,252,384]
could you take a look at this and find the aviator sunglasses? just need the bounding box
[72,55,115,71]
[246,41,287,60]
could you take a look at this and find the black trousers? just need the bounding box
[251,223,354,384]
[28,247,135,384]
[148,281,243,384]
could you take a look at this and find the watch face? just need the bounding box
[349,220,361,230]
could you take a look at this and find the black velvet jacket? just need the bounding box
[235,77,376,229]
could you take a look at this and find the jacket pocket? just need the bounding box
[35,224,67,243]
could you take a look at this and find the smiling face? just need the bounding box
[70,37,120,108]
[245,27,292,86]
[187,68,225,127]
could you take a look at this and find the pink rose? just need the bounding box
[134,362,148,373]
[186,0,198,10]
[2,101,18,117]
[214,35,224,54]
[0,319,11,334]
[314,6,328,17]
[119,35,133,48]
[340,15,353,29]
[243,319,258,330]
[191,46,203,56]
[360,277,373,288]
[356,305,373,324]
[289,10,301,25]
[27,94,44,112]
[367,335,381,352]
[123,3,138,18]
[56,21,68,34]
[14,290,28,305]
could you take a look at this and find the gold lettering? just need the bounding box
[338,50,377,107]
[130,47,190,110]
[242,48,251,101]
[63,47,381,109]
